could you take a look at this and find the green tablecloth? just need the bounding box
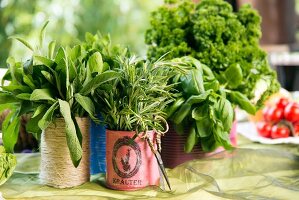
[1,125,299,200]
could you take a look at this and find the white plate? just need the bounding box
[237,122,299,144]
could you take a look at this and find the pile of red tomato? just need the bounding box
[257,98,299,139]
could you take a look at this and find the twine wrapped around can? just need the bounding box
[40,117,90,188]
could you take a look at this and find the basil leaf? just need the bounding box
[184,125,198,153]
[58,99,82,167]
[34,55,55,68]
[214,97,234,132]
[229,91,256,114]
[195,119,211,137]
[224,64,242,88]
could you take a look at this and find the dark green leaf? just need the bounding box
[195,119,211,137]
[58,99,82,167]
[23,75,36,90]
[186,90,211,105]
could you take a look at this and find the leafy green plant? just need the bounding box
[167,56,251,152]
[145,0,280,110]
[0,23,119,167]
[80,32,182,134]
[145,0,280,152]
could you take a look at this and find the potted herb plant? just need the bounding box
[0,22,119,188]
[145,0,280,167]
[93,47,177,190]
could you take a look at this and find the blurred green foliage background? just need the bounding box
[0,0,163,68]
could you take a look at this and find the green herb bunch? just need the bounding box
[168,56,257,152]
[83,33,180,134]
[0,23,118,167]
[145,0,279,110]
[95,55,177,134]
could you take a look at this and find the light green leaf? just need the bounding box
[2,112,20,153]
[23,75,36,90]
[34,55,55,68]
[74,93,99,123]
[32,104,47,118]
[48,41,56,59]
[88,52,104,74]
[10,37,34,51]
[39,20,49,49]
[16,93,31,100]
[58,99,82,167]
[41,70,54,85]
[30,89,55,102]
[26,113,44,140]
[38,101,58,130]
[1,85,31,93]
[224,64,243,88]
[0,93,18,104]
[228,91,256,114]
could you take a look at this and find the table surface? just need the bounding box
[1,122,299,200]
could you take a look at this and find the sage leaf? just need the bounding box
[80,70,120,95]
[48,41,56,59]
[74,93,100,123]
[10,37,34,51]
[2,112,20,153]
[32,104,47,118]
[34,56,55,68]
[16,93,31,100]
[38,101,59,130]
[0,93,18,104]
[58,99,82,167]
[26,114,44,140]
[39,20,49,49]
[30,89,55,102]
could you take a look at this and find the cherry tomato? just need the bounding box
[262,106,271,121]
[256,122,272,138]
[276,98,289,109]
[271,125,290,139]
[284,102,299,122]
[266,107,284,122]
[293,123,299,136]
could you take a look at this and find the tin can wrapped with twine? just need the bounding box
[40,117,90,188]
